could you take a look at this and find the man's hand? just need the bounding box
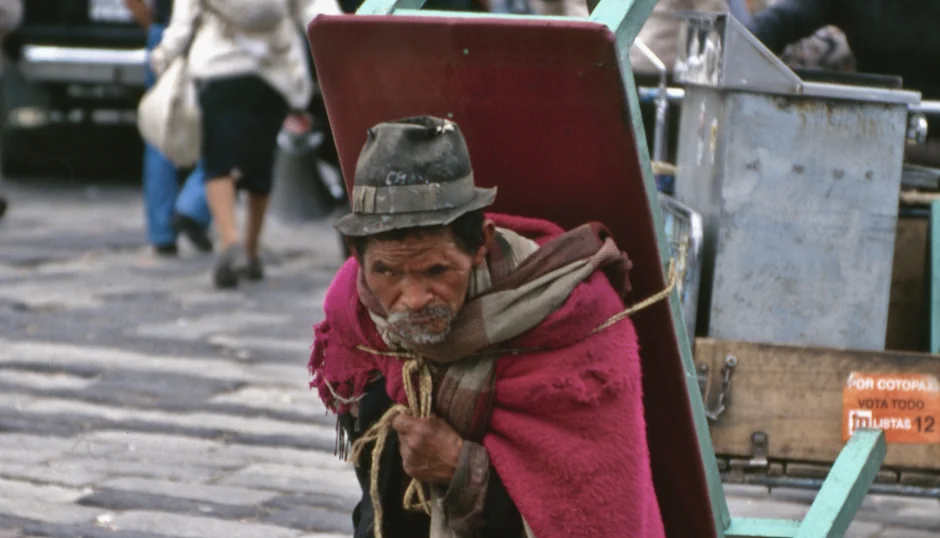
[391,414,463,485]
[282,112,313,135]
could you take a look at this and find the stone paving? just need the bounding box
[0,179,937,537]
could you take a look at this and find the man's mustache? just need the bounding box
[388,305,454,326]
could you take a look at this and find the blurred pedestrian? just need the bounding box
[0,0,22,223]
[527,0,588,16]
[339,0,482,12]
[125,0,214,256]
[151,0,342,288]
[746,0,854,72]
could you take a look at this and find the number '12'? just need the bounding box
[915,416,936,433]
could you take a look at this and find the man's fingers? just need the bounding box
[391,413,418,434]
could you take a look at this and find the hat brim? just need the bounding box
[334,187,497,237]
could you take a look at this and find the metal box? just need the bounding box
[672,13,920,351]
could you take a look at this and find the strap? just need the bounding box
[181,0,203,60]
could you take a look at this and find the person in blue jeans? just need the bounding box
[128,0,213,256]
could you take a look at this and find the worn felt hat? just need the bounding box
[334,115,497,237]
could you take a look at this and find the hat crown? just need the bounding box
[334,115,496,237]
[354,116,472,189]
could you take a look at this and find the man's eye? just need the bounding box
[371,264,393,276]
[426,265,447,276]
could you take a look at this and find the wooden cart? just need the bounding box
[646,12,940,502]
[694,199,940,498]
[305,1,890,536]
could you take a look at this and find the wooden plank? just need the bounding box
[794,429,886,538]
[786,463,830,479]
[725,518,799,538]
[696,338,940,469]
[885,217,928,352]
[899,471,940,488]
[900,190,940,205]
[931,199,940,353]
[875,470,899,484]
[786,465,899,485]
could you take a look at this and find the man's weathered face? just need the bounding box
[362,228,485,345]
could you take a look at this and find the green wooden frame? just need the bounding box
[930,199,940,354]
[351,0,889,536]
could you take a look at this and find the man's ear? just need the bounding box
[473,219,497,266]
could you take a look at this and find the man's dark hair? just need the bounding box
[349,209,486,258]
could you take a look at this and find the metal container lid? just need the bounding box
[673,12,921,106]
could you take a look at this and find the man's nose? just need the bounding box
[399,278,433,311]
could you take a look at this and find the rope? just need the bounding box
[322,376,367,407]
[347,359,434,538]
[652,161,677,176]
[591,256,680,334]
[344,246,685,536]
[900,189,940,205]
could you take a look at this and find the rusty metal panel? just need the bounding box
[676,90,908,350]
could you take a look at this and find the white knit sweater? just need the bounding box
[151,0,342,110]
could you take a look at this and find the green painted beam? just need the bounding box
[590,0,657,48]
[794,429,886,538]
[356,0,426,15]
[931,199,940,354]
[610,22,731,537]
[725,518,800,538]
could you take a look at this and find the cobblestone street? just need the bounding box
[0,179,937,537]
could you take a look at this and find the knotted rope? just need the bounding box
[344,247,684,537]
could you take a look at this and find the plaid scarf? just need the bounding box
[357,221,632,443]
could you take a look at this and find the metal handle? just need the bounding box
[637,86,685,105]
[705,355,737,421]
[908,113,929,146]
[633,39,670,165]
[913,101,940,116]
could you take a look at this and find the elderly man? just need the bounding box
[309,116,664,537]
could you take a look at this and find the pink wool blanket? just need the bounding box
[309,213,665,538]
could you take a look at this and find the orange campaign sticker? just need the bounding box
[843,373,940,444]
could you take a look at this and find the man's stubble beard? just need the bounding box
[387,304,455,346]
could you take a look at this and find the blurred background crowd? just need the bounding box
[0,0,936,286]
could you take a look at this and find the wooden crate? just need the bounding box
[696,338,940,470]
[885,216,929,352]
